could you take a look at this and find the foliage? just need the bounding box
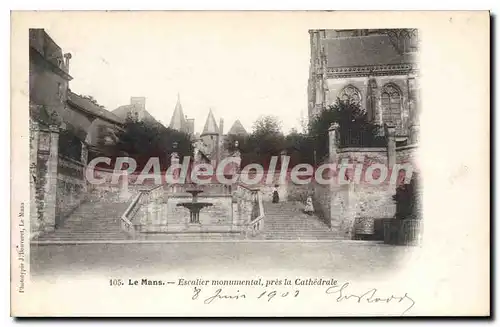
[221,101,385,167]
[252,115,283,137]
[308,98,385,161]
[284,130,315,166]
[393,173,421,220]
[58,129,82,161]
[113,117,193,170]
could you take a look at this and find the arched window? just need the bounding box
[339,85,361,105]
[381,84,402,128]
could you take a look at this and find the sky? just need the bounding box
[44,12,311,134]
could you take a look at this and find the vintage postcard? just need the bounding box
[11,11,489,316]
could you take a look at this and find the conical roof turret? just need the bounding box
[169,93,187,132]
[201,108,219,136]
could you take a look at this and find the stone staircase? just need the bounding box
[34,194,342,242]
[258,202,343,240]
[35,196,130,242]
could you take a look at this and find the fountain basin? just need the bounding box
[176,189,214,224]
[177,202,213,224]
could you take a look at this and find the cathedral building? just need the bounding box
[308,29,420,144]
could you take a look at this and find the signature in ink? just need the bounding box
[325,282,416,315]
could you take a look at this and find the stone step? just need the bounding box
[37,233,127,239]
[260,202,342,240]
[36,237,129,241]
[138,233,244,241]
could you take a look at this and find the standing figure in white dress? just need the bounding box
[304,196,314,215]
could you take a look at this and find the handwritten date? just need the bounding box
[192,287,300,304]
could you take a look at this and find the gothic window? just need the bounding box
[381,84,402,128]
[339,85,361,105]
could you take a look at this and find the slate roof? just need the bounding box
[325,35,416,68]
[112,104,165,128]
[227,120,248,136]
[169,94,187,132]
[201,109,219,136]
[67,92,124,125]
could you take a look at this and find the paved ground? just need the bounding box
[30,241,416,280]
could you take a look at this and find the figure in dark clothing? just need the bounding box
[272,185,280,203]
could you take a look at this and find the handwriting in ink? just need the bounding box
[257,290,300,302]
[325,282,416,315]
[200,288,247,304]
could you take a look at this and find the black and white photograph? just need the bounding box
[10,11,489,317]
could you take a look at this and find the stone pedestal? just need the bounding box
[385,124,396,167]
[409,124,419,144]
[169,153,180,182]
[119,171,132,202]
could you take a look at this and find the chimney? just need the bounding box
[130,97,146,111]
[219,118,224,136]
[186,118,195,135]
[63,53,72,73]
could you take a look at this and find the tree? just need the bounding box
[249,115,285,167]
[284,129,314,166]
[112,117,193,170]
[252,115,283,136]
[222,115,288,168]
[308,98,384,161]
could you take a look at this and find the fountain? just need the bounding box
[177,188,213,224]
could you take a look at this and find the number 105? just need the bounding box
[109,279,123,286]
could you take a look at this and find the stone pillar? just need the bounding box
[231,198,240,231]
[171,153,180,181]
[119,170,132,201]
[385,124,396,167]
[29,121,40,238]
[409,124,419,144]
[407,76,419,144]
[80,141,89,192]
[328,122,339,163]
[44,125,60,231]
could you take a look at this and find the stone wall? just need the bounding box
[135,184,235,233]
[166,195,233,232]
[134,183,266,235]
[315,71,413,136]
[232,184,261,226]
[396,144,418,164]
[312,181,332,225]
[237,170,313,203]
[31,153,49,238]
[337,148,388,165]
[311,145,410,239]
[31,126,60,238]
[56,155,87,226]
